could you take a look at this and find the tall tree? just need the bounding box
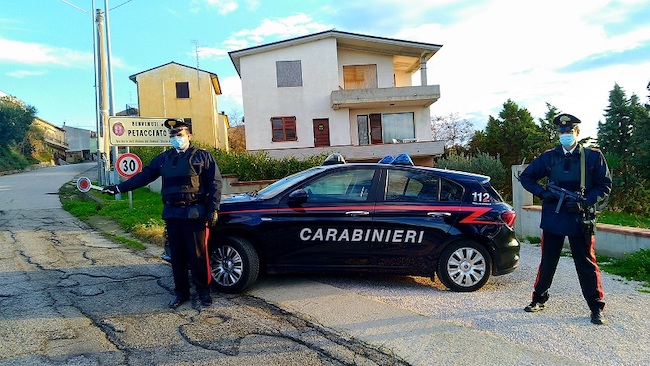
[0,96,36,147]
[477,99,545,169]
[630,87,650,181]
[538,102,560,150]
[598,84,633,158]
[597,83,650,213]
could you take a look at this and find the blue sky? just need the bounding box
[1,0,649,140]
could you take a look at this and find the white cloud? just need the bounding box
[231,13,332,46]
[245,0,260,11]
[413,0,650,139]
[7,70,46,78]
[197,13,333,62]
[0,38,93,68]
[200,0,239,15]
[218,75,243,113]
[196,46,229,59]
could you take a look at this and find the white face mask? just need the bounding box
[170,135,188,149]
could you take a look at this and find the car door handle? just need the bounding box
[427,212,451,217]
[346,211,370,216]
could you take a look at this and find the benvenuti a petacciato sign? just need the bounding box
[108,117,170,146]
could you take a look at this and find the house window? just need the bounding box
[276,60,303,87]
[359,112,415,145]
[176,82,190,98]
[184,118,192,133]
[382,113,415,142]
[271,116,297,142]
[343,64,378,89]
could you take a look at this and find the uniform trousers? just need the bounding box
[532,230,605,312]
[166,218,211,298]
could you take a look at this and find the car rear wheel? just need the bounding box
[437,240,491,292]
[210,236,259,293]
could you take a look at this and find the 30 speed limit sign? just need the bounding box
[115,153,143,178]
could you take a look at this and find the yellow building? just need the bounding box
[32,117,68,163]
[129,62,229,150]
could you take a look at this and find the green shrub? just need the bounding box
[600,249,650,287]
[436,151,508,198]
[130,145,327,182]
[0,145,30,172]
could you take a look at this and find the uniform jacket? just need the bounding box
[519,145,611,236]
[116,143,223,220]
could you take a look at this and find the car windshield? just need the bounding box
[256,166,326,199]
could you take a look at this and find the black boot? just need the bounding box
[168,295,189,309]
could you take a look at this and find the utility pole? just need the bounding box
[96,9,111,182]
[104,0,120,185]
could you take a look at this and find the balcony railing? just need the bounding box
[331,85,440,110]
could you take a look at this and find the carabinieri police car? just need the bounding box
[209,153,520,293]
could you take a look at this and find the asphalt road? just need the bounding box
[0,164,406,365]
[1,164,648,366]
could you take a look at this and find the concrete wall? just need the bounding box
[512,164,650,258]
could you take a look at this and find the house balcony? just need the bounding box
[331,85,440,110]
[44,136,69,150]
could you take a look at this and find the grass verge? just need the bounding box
[59,181,166,248]
[599,250,650,292]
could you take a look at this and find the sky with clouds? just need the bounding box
[1,0,649,140]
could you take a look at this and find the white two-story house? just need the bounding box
[229,30,445,166]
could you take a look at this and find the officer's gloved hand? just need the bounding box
[208,211,219,227]
[102,185,119,195]
[540,190,557,202]
[566,201,584,213]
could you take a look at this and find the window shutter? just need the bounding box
[370,114,382,144]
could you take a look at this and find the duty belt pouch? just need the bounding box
[185,204,206,220]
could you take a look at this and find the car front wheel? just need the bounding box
[210,236,260,293]
[437,240,491,292]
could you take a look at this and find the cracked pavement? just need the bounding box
[0,164,407,366]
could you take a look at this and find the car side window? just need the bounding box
[302,168,375,203]
[440,178,464,202]
[385,170,439,202]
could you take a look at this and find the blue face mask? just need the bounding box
[559,134,575,148]
[170,136,188,149]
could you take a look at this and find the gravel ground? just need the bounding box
[312,242,650,366]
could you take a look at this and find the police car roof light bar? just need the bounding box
[322,153,347,165]
[378,155,395,164]
[392,153,414,166]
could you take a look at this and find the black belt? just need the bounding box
[165,200,200,206]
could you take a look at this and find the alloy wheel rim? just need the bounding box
[211,245,244,286]
[446,247,486,287]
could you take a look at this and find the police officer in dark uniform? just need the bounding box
[519,113,611,325]
[103,118,222,308]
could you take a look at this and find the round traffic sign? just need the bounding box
[115,153,143,178]
[76,177,92,193]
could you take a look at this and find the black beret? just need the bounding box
[163,118,190,132]
[553,113,581,133]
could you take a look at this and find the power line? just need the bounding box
[59,0,89,14]
[110,0,135,11]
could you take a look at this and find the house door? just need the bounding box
[357,115,369,145]
[313,119,330,147]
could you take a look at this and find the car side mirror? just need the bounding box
[288,189,309,204]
